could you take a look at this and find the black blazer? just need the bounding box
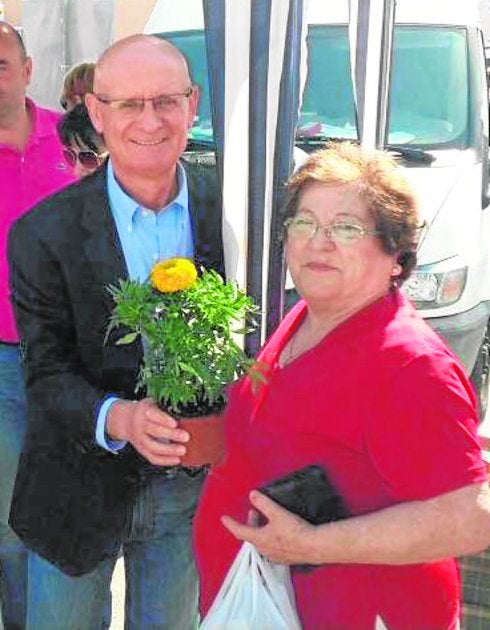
[8,156,224,576]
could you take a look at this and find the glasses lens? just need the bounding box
[115,99,144,115]
[286,218,316,238]
[62,148,77,167]
[330,223,366,243]
[153,95,177,112]
[78,151,100,169]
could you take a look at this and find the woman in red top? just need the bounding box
[194,142,490,629]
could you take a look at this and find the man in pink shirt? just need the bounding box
[0,21,76,628]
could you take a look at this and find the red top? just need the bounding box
[195,289,487,629]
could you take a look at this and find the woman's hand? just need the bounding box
[223,483,490,566]
[221,490,319,565]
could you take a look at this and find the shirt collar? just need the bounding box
[25,97,59,141]
[107,160,140,223]
[106,159,188,222]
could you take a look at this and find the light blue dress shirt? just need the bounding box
[96,160,194,451]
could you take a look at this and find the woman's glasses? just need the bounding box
[63,147,102,170]
[285,216,378,245]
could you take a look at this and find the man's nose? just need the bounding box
[137,101,162,126]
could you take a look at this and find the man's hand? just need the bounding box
[222,490,319,565]
[107,398,189,466]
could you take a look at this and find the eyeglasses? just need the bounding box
[284,216,378,244]
[94,87,194,117]
[63,147,103,170]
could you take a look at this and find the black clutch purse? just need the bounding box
[259,465,349,572]
[258,464,349,525]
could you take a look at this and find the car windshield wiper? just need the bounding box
[185,138,215,151]
[385,145,435,165]
[296,134,357,145]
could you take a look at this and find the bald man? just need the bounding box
[8,34,224,629]
[0,21,76,629]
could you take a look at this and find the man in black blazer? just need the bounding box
[8,35,224,629]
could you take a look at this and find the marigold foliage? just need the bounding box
[107,259,258,415]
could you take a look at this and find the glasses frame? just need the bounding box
[93,87,194,114]
[62,147,103,170]
[284,216,379,244]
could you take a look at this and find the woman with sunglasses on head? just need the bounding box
[194,142,490,629]
[58,103,106,178]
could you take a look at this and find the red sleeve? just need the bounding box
[365,352,487,502]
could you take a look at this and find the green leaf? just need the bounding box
[115,331,139,345]
[106,263,260,413]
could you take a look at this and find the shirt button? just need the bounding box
[127,225,132,233]
[153,254,158,260]
[142,210,148,217]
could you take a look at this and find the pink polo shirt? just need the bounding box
[0,98,77,342]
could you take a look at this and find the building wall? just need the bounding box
[115,0,157,38]
[4,0,21,26]
[3,0,158,38]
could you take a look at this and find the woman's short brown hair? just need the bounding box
[285,142,421,282]
[60,62,95,111]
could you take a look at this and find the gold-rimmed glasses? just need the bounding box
[94,87,194,117]
[284,216,379,245]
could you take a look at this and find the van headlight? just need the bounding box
[403,267,467,308]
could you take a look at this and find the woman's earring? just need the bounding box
[391,263,402,277]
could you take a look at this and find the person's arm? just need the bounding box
[225,351,490,565]
[9,216,105,448]
[223,481,490,566]
[8,209,189,464]
[96,396,127,451]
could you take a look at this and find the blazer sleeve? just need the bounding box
[8,212,107,452]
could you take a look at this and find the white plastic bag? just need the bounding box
[200,541,302,629]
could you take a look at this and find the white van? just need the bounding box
[146,0,490,409]
[296,0,490,411]
[391,1,490,410]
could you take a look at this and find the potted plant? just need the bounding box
[107,257,258,466]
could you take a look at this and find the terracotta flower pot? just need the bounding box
[178,413,225,467]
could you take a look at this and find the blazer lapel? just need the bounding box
[79,169,128,314]
[184,158,225,276]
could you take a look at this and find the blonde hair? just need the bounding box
[61,62,95,110]
[285,142,421,282]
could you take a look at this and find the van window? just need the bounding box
[158,22,470,151]
[388,27,469,148]
[298,25,357,142]
[164,30,213,143]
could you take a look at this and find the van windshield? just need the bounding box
[160,23,470,150]
[388,26,469,148]
[164,30,213,144]
[299,24,470,149]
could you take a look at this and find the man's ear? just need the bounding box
[188,85,200,130]
[24,56,33,86]
[85,93,103,134]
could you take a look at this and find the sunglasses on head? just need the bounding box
[63,147,102,170]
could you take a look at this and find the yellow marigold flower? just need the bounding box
[151,258,198,293]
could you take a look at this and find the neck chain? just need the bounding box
[285,334,300,366]
[282,320,333,367]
